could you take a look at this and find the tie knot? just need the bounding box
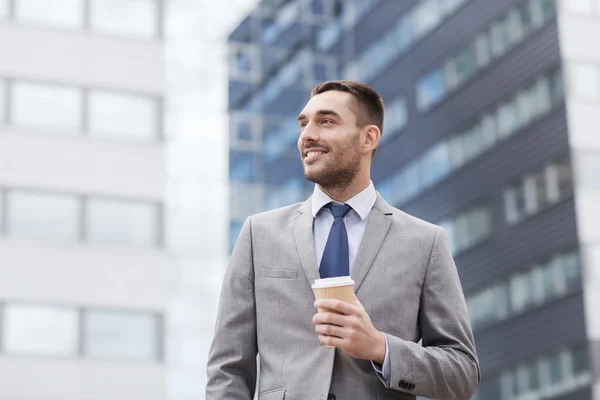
[325,203,352,219]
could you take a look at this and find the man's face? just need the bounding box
[297,91,364,188]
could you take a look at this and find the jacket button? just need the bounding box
[327,394,336,400]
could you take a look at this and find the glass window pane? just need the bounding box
[417,69,445,111]
[556,159,572,197]
[0,80,6,123]
[12,82,81,132]
[453,43,478,85]
[547,353,564,383]
[411,0,442,37]
[90,0,159,38]
[87,199,159,247]
[562,251,580,289]
[571,345,589,376]
[88,92,158,141]
[3,304,79,356]
[7,191,80,241]
[510,272,533,312]
[84,311,160,361]
[15,0,84,29]
[496,100,519,138]
[541,260,558,300]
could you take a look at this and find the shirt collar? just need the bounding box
[311,181,377,221]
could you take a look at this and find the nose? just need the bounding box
[299,121,319,143]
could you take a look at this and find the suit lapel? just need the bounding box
[293,198,320,286]
[352,194,393,293]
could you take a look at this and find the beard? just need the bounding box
[302,132,362,190]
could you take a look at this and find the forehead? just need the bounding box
[300,90,357,119]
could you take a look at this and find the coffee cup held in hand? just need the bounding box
[312,276,355,314]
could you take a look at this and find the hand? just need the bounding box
[312,295,386,364]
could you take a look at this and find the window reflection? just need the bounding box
[88,91,158,141]
[12,82,82,132]
[84,310,160,361]
[15,0,84,29]
[90,0,159,38]
[3,304,79,356]
[86,198,159,247]
[7,190,81,241]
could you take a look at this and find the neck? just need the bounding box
[318,175,370,203]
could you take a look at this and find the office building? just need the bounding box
[0,1,170,399]
[227,0,600,399]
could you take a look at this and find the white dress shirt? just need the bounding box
[311,182,391,383]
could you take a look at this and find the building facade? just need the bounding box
[227,0,600,399]
[0,1,171,399]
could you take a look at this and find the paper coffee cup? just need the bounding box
[312,276,355,314]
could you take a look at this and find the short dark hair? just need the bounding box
[311,80,385,150]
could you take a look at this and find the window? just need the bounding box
[3,304,79,356]
[86,199,160,247]
[89,0,160,38]
[229,152,256,184]
[510,272,533,312]
[562,251,580,289]
[88,91,158,141]
[7,191,81,241]
[421,142,451,187]
[15,0,84,29]
[448,42,478,88]
[411,0,442,37]
[12,82,82,132]
[496,100,519,138]
[416,0,557,112]
[230,44,259,81]
[382,97,408,141]
[570,345,589,376]
[84,310,160,361]
[438,206,492,255]
[417,69,445,111]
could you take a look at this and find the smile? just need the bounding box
[306,151,326,160]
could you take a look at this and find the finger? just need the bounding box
[318,334,345,348]
[353,294,364,309]
[314,299,358,315]
[313,312,350,326]
[315,323,347,338]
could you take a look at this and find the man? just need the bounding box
[206,81,480,400]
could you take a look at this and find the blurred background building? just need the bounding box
[227,0,600,399]
[0,0,255,399]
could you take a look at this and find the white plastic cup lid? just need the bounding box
[312,276,355,289]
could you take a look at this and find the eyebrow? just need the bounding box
[297,109,343,121]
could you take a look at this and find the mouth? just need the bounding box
[303,148,328,163]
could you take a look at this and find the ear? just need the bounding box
[362,125,381,155]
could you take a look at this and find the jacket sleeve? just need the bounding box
[205,217,257,400]
[382,227,481,399]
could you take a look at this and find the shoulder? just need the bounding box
[374,194,441,240]
[247,201,306,227]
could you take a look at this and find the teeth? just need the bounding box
[306,151,324,159]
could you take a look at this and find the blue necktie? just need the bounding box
[320,203,352,278]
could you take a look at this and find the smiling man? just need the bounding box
[206,81,480,400]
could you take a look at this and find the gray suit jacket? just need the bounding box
[206,194,480,400]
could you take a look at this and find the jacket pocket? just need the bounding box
[259,268,298,279]
[258,387,286,399]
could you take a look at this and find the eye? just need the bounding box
[299,122,307,129]
[321,119,333,125]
